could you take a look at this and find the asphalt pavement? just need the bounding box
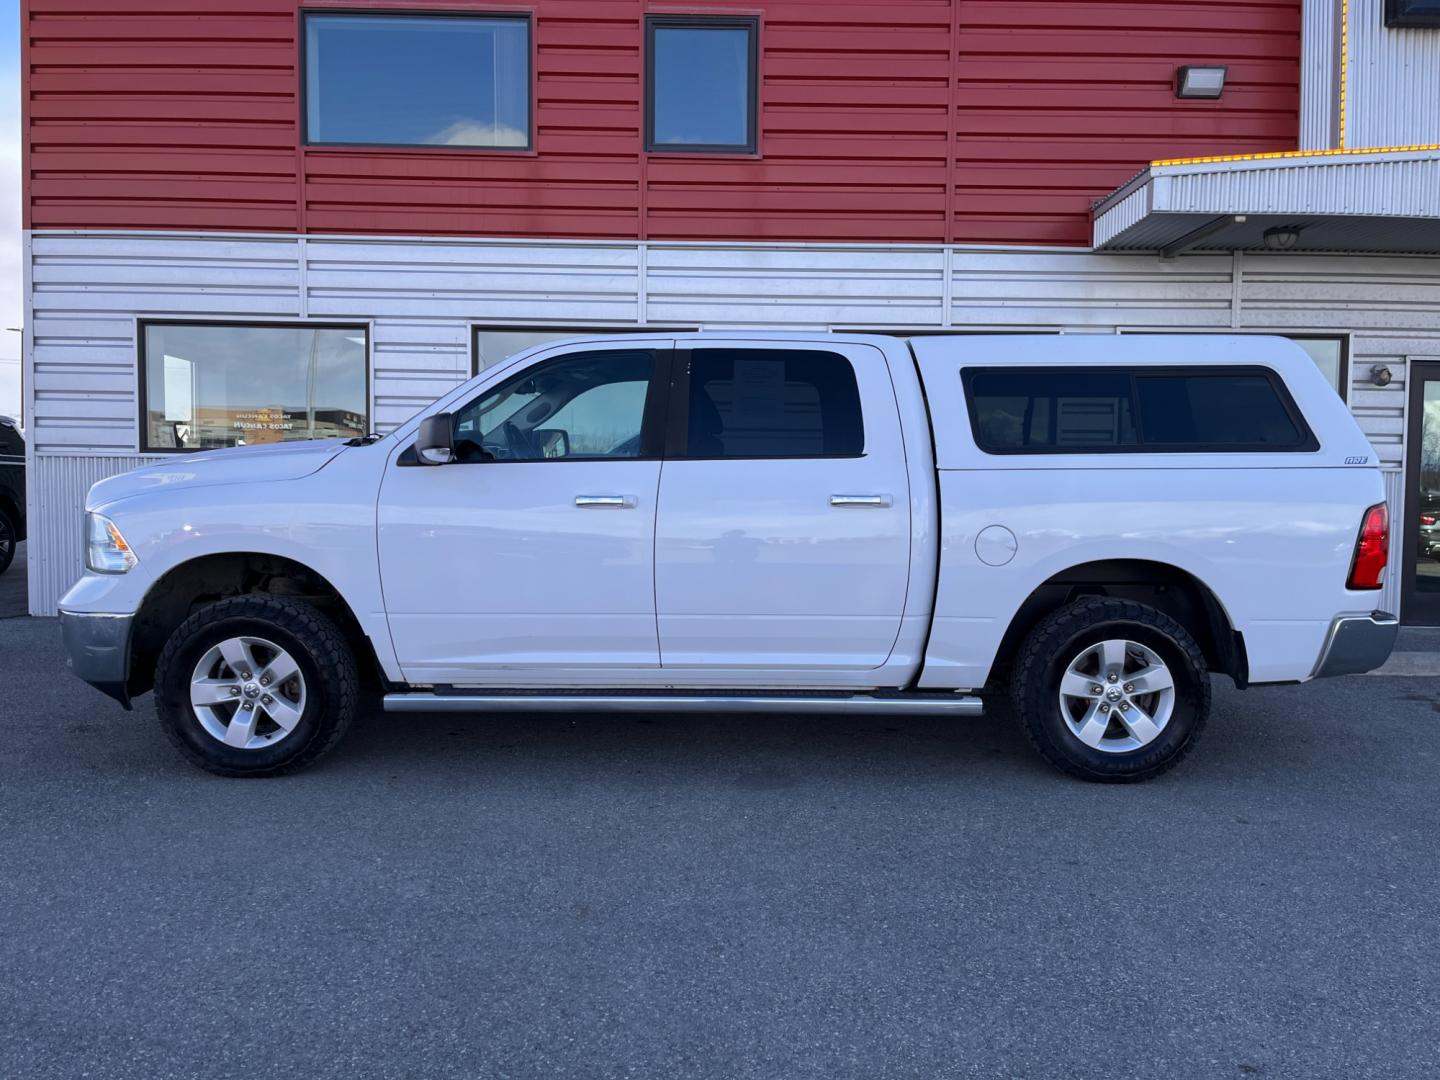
[2,616,1438,1080]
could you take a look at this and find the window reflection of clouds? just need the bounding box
[306,14,530,149]
[651,25,751,148]
[425,120,528,148]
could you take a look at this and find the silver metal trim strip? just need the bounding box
[383,692,985,717]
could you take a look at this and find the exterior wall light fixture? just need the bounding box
[1175,65,1227,99]
[1263,225,1303,251]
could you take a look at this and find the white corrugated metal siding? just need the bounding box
[1346,0,1440,149]
[23,231,1440,615]
[1163,154,1440,216]
[1300,0,1341,151]
[28,453,151,616]
[1093,151,1440,252]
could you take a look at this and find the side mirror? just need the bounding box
[415,412,455,466]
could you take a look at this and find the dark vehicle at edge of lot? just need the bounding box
[0,416,25,576]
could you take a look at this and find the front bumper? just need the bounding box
[59,610,135,709]
[1311,611,1400,679]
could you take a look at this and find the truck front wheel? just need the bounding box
[154,595,359,777]
[1011,597,1210,783]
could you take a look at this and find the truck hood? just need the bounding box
[86,440,350,511]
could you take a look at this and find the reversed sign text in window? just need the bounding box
[141,323,368,453]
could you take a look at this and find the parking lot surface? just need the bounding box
[2,615,1438,1080]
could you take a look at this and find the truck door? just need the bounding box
[377,343,671,683]
[654,341,911,672]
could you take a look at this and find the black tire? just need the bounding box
[0,506,15,577]
[1011,597,1210,783]
[154,595,359,777]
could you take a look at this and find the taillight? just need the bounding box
[1347,502,1388,590]
[1423,515,1437,527]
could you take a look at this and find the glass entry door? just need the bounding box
[1403,361,1440,625]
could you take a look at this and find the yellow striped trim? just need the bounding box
[1156,0,1362,166]
[1150,144,1440,167]
[1340,0,1349,148]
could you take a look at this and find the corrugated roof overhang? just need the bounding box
[1092,148,1440,256]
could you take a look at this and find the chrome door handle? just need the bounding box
[575,495,637,509]
[830,494,892,508]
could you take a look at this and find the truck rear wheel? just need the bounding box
[154,595,359,777]
[1011,597,1210,783]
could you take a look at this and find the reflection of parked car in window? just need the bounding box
[59,335,1397,784]
[0,416,25,576]
[1418,491,1440,559]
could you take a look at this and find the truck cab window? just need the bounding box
[453,349,657,462]
[684,349,864,458]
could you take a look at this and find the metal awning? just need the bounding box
[1092,148,1440,256]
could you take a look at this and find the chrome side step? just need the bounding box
[382,692,984,717]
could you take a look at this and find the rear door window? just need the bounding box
[679,349,864,458]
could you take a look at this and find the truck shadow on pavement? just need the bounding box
[311,682,1312,791]
[9,610,1417,792]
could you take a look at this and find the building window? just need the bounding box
[677,349,864,458]
[645,16,758,153]
[1287,336,1349,398]
[474,327,696,374]
[141,323,368,453]
[1386,0,1440,28]
[304,13,531,149]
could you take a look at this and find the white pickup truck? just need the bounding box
[60,333,1397,782]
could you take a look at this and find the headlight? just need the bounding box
[85,512,138,574]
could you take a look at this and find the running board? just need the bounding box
[382,691,985,717]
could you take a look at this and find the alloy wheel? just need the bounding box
[189,635,307,750]
[1057,638,1176,754]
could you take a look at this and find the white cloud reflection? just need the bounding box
[426,120,528,148]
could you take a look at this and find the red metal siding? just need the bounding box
[23,0,1301,247]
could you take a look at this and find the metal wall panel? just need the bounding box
[950,249,1236,328]
[1300,0,1341,150]
[1163,153,1440,216]
[646,245,945,328]
[22,0,1303,248]
[1345,0,1440,148]
[27,453,152,616]
[1093,150,1440,252]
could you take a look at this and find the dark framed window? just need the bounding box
[473,325,697,375]
[962,366,1317,454]
[1386,0,1440,27]
[668,349,864,459]
[645,16,759,153]
[451,349,667,463]
[304,12,531,149]
[140,322,369,453]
